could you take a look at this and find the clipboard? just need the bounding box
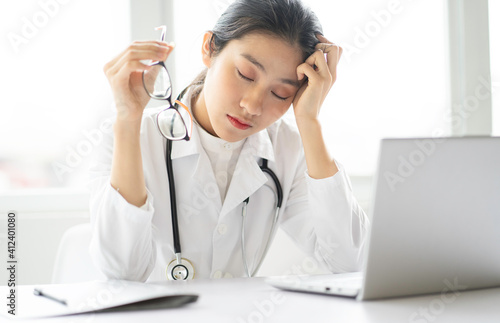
[1,279,198,319]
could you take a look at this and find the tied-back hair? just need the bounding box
[189,0,323,94]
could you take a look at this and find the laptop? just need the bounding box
[267,137,500,300]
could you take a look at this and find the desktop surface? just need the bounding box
[4,277,500,323]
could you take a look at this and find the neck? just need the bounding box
[192,87,218,137]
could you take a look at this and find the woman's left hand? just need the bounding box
[293,35,342,123]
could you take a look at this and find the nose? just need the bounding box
[240,86,264,116]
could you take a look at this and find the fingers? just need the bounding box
[297,48,332,89]
[296,62,316,83]
[295,35,342,102]
[105,40,171,68]
[315,34,342,78]
[114,60,150,85]
[108,41,173,73]
[322,45,342,78]
[104,41,174,80]
[297,34,342,88]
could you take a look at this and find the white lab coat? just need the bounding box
[88,93,369,282]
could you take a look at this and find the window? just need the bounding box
[301,0,449,175]
[171,0,228,94]
[0,0,130,190]
[490,0,500,135]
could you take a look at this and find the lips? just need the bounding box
[227,115,251,130]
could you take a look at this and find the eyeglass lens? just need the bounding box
[157,107,191,140]
[144,64,172,99]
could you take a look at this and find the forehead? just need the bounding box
[222,32,304,72]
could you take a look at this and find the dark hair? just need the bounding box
[190,0,323,89]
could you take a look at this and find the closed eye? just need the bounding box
[272,92,288,101]
[238,68,289,101]
[237,69,253,82]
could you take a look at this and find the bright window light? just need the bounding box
[0,0,130,190]
[302,0,449,175]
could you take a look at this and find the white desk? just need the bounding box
[5,277,500,322]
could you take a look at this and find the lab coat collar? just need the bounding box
[220,129,276,217]
[170,122,204,160]
[169,85,206,161]
[170,123,277,217]
[242,127,275,163]
[170,123,222,204]
[170,122,275,163]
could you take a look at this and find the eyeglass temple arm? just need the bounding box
[155,25,167,42]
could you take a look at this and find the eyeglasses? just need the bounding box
[142,25,192,141]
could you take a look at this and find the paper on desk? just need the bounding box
[1,279,198,319]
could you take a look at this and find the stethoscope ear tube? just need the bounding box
[241,199,250,278]
[260,159,283,208]
[251,206,281,276]
[241,159,284,277]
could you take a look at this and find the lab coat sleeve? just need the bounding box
[306,165,370,272]
[280,154,370,273]
[87,123,157,282]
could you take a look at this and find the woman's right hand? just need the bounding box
[103,40,174,122]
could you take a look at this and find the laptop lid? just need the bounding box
[359,137,500,300]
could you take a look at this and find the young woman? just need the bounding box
[89,0,369,282]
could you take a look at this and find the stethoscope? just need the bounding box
[164,93,283,280]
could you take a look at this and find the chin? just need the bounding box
[211,121,245,142]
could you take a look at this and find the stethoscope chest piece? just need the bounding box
[166,258,195,280]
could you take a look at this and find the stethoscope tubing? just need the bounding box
[242,200,281,278]
[166,139,182,256]
[259,159,283,208]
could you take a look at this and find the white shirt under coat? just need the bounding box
[88,91,370,282]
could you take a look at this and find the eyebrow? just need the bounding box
[241,53,300,88]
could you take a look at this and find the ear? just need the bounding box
[201,31,214,68]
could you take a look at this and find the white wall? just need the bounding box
[0,190,89,285]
